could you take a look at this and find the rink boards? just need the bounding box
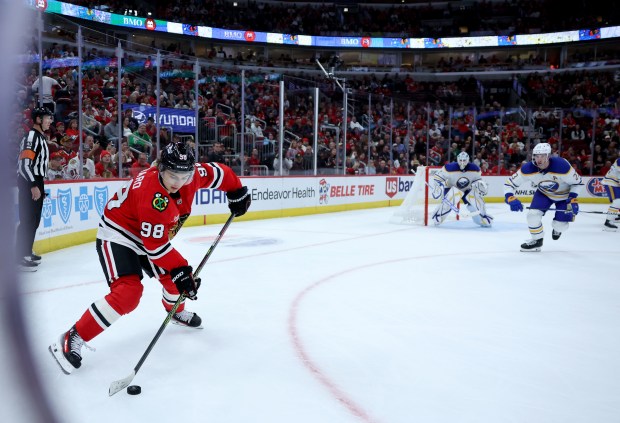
[17,174,609,253]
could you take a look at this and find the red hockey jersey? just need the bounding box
[98,162,242,272]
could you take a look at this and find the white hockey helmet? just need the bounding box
[457,151,470,170]
[532,142,551,168]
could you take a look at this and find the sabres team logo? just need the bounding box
[456,177,470,190]
[537,180,560,194]
[152,192,169,212]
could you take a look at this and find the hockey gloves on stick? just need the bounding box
[171,266,201,300]
[227,186,251,217]
[505,193,523,212]
[567,193,579,216]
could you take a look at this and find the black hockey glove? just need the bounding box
[227,186,251,217]
[170,265,201,300]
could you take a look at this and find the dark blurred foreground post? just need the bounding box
[0,2,59,422]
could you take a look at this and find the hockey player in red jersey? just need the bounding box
[49,142,251,374]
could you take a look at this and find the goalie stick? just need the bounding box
[108,213,235,397]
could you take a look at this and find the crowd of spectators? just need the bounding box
[65,0,618,39]
[14,9,620,181]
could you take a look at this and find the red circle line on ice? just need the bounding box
[288,249,617,423]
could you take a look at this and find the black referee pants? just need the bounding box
[16,177,44,259]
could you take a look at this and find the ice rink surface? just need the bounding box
[19,204,620,423]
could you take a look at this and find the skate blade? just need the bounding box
[48,343,74,375]
[19,266,38,272]
[171,320,204,329]
[603,227,618,232]
[520,248,542,252]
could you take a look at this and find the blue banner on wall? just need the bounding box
[122,104,197,133]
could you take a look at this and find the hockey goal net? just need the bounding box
[390,166,463,226]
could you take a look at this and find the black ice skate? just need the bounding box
[520,238,543,252]
[49,326,90,374]
[172,310,203,329]
[18,257,38,272]
[552,230,562,240]
[603,220,618,232]
[29,252,42,263]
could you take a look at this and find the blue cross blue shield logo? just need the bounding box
[94,186,109,216]
[57,188,72,224]
[74,186,93,221]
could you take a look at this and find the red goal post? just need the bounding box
[390,166,462,226]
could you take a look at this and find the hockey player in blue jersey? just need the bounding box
[602,157,620,232]
[429,151,493,227]
[504,142,583,251]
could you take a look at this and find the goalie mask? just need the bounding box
[457,152,469,170]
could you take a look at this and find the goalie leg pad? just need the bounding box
[466,191,492,227]
[431,201,453,225]
[468,204,493,227]
[472,180,488,196]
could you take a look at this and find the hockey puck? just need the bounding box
[127,385,142,395]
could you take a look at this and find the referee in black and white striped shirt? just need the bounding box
[16,106,53,271]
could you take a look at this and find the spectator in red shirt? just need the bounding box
[57,135,77,167]
[490,160,511,175]
[481,161,493,176]
[145,117,157,139]
[95,150,118,178]
[130,152,150,177]
[247,148,261,167]
[599,160,612,176]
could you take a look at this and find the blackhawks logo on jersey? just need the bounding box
[152,192,169,212]
[169,213,189,239]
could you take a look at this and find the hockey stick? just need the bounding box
[108,213,236,396]
[526,206,609,215]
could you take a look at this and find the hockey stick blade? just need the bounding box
[109,370,136,396]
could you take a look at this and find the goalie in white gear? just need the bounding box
[429,152,493,227]
[602,157,620,232]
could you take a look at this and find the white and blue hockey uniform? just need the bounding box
[504,156,583,244]
[430,162,492,227]
[602,158,620,231]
